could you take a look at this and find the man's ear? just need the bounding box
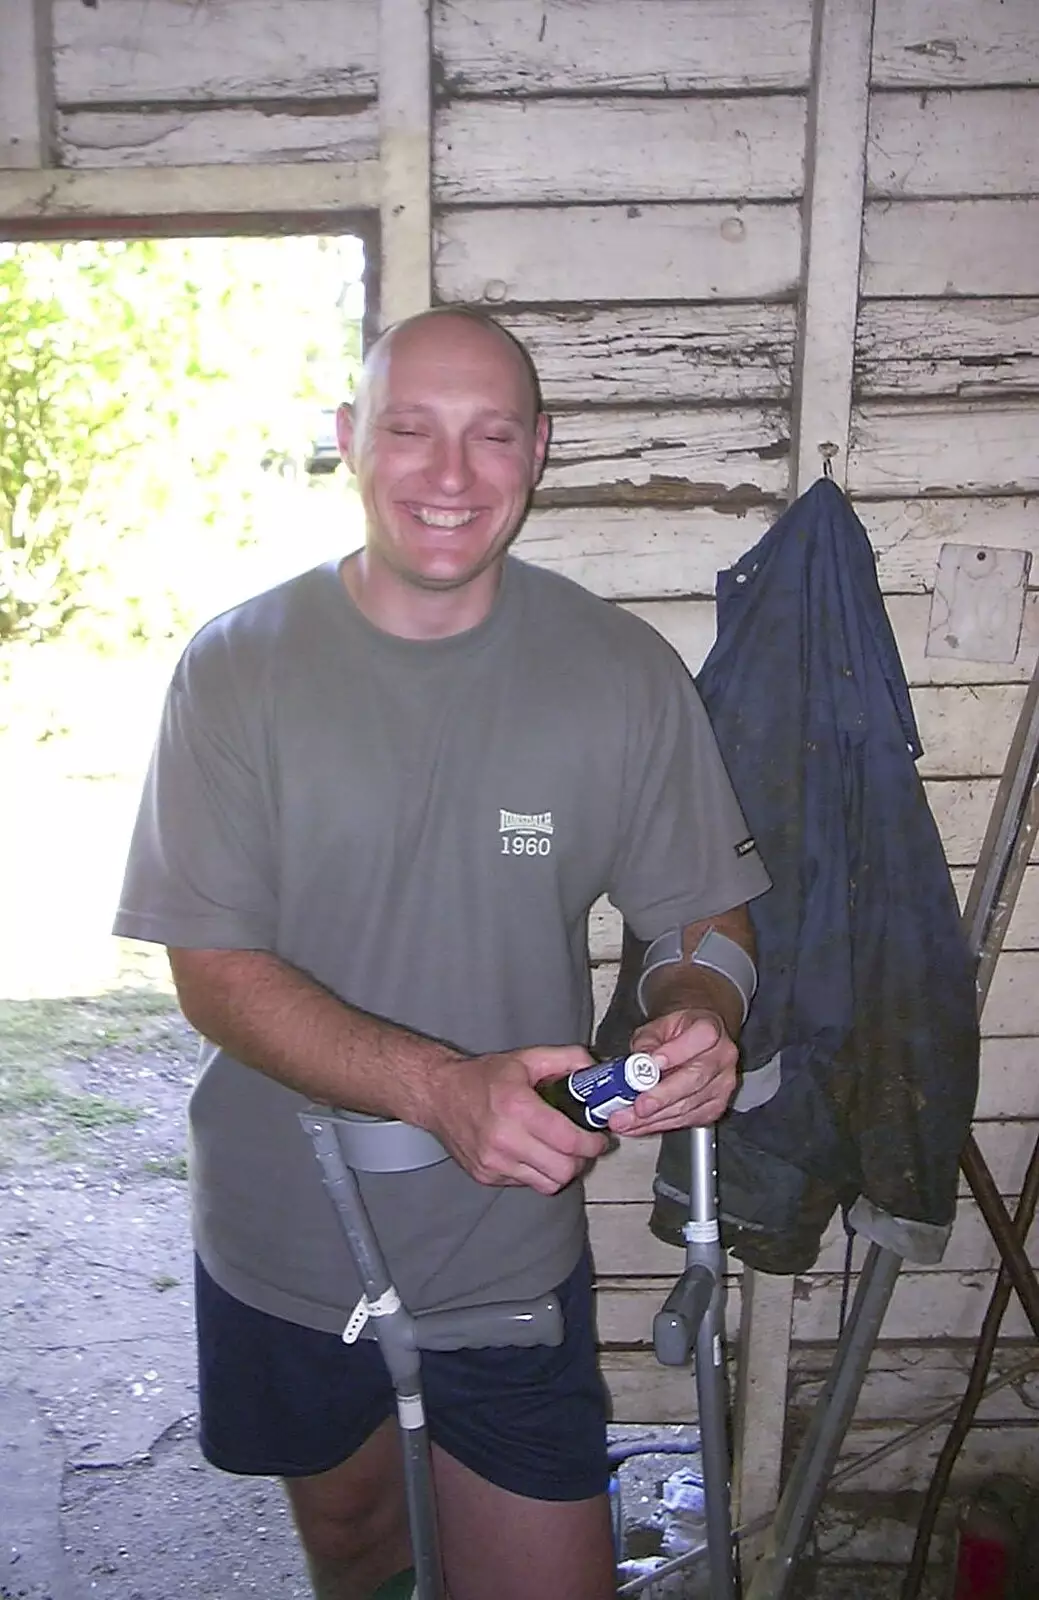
[336,401,357,471]
[531,411,551,487]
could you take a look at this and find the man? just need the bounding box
[114,308,770,1600]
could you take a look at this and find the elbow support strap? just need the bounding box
[636,926,757,1023]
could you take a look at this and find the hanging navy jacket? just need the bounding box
[596,479,980,1273]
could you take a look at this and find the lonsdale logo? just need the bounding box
[499,809,554,835]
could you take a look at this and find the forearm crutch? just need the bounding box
[298,1108,564,1600]
[653,1123,737,1599]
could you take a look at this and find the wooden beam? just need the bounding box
[378,0,432,325]
[733,0,877,1565]
[791,0,876,489]
[0,161,381,233]
[0,0,54,168]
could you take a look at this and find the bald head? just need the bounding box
[353,308,542,433]
[334,304,550,626]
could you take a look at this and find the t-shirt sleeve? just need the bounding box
[112,644,277,951]
[607,636,771,941]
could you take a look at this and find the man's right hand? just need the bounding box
[424,1047,609,1195]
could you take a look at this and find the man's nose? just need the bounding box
[429,433,474,493]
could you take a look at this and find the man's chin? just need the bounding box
[398,545,513,593]
[405,564,491,592]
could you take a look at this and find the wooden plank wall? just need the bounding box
[2,0,1038,1504]
[432,0,1039,1495]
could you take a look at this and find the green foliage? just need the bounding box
[0,241,190,644]
[0,235,363,649]
[0,987,183,1165]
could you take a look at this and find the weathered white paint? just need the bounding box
[791,0,875,491]
[518,499,1039,601]
[434,0,814,94]
[790,1346,1039,1426]
[826,1423,1039,1495]
[597,1272,1039,1345]
[606,1344,1039,1429]
[379,0,432,324]
[589,1199,1039,1280]
[848,403,1039,499]
[863,200,1039,296]
[821,1202,1039,1277]
[592,861,1039,965]
[863,499,1039,592]
[57,107,379,169]
[599,1353,700,1424]
[539,406,789,503]
[435,96,806,205]
[515,506,775,601]
[0,0,52,169]
[872,0,1039,88]
[958,867,1039,949]
[502,305,796,407]
[856,298,1039,398]
[926,544,1030,666]
[435,203,802,305]
[52,0,378,103]
[584,1114,1037,1205]
[0,161,381,226]
[895,592,1039,685]
[927,777,1019,867]
[622,594,1039,689]
[980,951,1039,1037]
[868,89,1039,199]
[592,865,1039,961]
[912,685,1023,778]
[976,1035,1039,1113]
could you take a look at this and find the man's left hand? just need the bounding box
[607,1008,737,1136]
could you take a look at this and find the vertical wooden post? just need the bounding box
[377,0,433,328]
[0,0,54,169]
[733,0,876,1568]
[792,0,876,491]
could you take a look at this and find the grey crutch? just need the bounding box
[298,1108,565,1600]
[652,1122,737,1598]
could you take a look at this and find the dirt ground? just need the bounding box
[0,992,316,1600]
[1,986,942,1600]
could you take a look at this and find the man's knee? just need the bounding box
[284,1431,411,1597]
[289,1476,405,1568]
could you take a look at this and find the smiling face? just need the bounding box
[337,312,549,627]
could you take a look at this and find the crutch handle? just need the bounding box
[413,1294,564,1351]
[653,1265,715,1366]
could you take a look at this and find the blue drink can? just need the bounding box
[561,1052,661,1127]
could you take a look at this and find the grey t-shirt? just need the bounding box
[114,556,770,1333]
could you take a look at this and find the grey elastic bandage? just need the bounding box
[636,926,757,1023]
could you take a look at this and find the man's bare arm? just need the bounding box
[609,904,756,1135]
[640,904,756,1040]
[168,947,605,1193]
[170,946,462,1124]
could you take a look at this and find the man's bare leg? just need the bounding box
[283,1419,614,1599]
[283,1418,412,1600]
[433,1443,615,1600]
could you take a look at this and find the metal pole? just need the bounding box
[690,1126,737,1600]
[653,1125,737,1597]
[301,1114,446,1600]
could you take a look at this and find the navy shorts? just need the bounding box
[195,1251,609,1502]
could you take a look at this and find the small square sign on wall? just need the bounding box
[926,544,1032,664]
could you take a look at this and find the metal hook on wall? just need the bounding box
[819,442,838,481]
